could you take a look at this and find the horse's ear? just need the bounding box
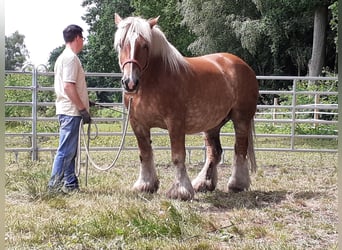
[114,13,122,25]
[148,16,160,28]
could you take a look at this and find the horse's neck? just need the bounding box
[146,55,168,72]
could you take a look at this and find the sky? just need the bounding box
[5,0,89,66]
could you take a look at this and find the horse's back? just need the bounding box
[188,52,256,83]
[211,53,259,118]
[186,52,258,107]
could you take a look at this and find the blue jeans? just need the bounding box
[48,115,82,190]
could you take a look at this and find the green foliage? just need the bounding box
[132,0,196,56]
[5,31,29,70]
[295,124,337,135]
[328,1,338,48]
[257,78,338,137]
[256,0,314,75]
[81,0,134,102]
[281,79,338,115]
[91,106,123,119]
[47,45,65,71]
[36,74,56,117]
[5,73,57,134]
[5,74,32,118]
[43,0,338,96]
[81,0,134,73]
[181,0,253,56]
[180,0,337,77]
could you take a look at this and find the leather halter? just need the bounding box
[121,59,143,72]
[121,48,149,72]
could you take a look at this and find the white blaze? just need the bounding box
[128,32,139,83]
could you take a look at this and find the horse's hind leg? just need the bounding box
[192,128,221,192]
[228,118,253,192]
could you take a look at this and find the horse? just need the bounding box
[114,13,259,201]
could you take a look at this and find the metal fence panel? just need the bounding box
[5,69,338,162]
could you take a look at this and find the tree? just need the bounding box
[46,0,337,94]
[81,0,134,73]
[47,45,65,71]
[308,1,330,77]
[180,0,337,77]
[256,0,315,75]
[328,1,338,48]
[80,0,134,102]
[132,0,195,56]
[5,31,30,70]
[180,0,250,55]
[180,0,274,76]
[47,45,88,72]
[328,1,338,72]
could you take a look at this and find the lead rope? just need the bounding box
[76,97,133,186]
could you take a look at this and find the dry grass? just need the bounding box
[5,150,337,249]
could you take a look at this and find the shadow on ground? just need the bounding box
[196,189,324,210]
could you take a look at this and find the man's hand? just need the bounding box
[79,109,91,124]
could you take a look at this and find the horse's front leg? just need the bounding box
[132,125,159,193]
[166,129,194,201]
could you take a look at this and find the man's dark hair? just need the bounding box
[63,24,83,43]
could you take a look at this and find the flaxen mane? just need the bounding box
[114,16,189,73]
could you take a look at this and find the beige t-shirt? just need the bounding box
[54,47,89,116]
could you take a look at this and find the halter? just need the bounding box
[121,59,143,71]
[121,47,149,73]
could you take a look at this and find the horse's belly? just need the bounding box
[185,105,230,134]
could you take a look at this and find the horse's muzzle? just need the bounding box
[122,76,139,93]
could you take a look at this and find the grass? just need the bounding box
[5,149,337,249]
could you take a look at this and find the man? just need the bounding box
[48,24,91,194]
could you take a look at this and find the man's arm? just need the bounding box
[64,82,86,111]
[64,82,91,123]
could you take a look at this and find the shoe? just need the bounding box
[61,185,80,194]
[47,184,63,194]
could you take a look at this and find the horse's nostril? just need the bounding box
[121,78,129,87]
[121,78,126,85]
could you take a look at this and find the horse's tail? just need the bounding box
[247,119,257,173]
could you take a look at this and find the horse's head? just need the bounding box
[114,13,159,93]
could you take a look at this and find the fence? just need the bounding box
[5,67,338,162]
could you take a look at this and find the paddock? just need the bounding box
[4,69,338,249]
[5,149,338,249]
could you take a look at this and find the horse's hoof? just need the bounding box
[166,184,194,201]
[192,180,216,193]
[228,180,249,193]
[133,179,160,193]
[228,177,250,192]
[228,186,245,193]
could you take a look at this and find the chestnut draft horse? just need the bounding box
[114,14,259,200]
